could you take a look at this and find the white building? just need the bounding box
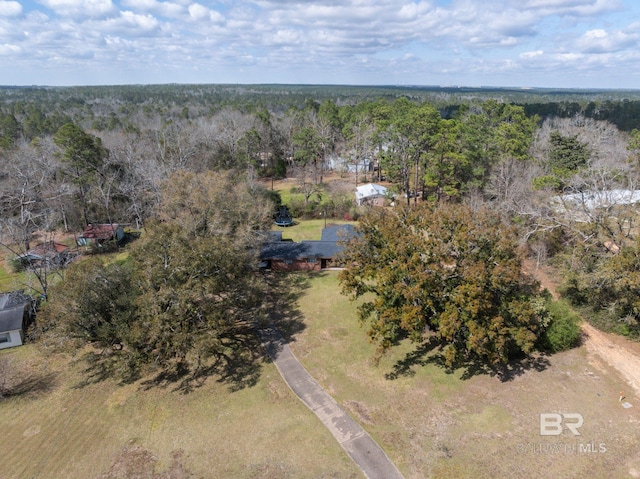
[355,183,388,206]
[0,292,34,350]
[552,189,640,222]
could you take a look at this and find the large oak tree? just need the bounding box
[42,170,274,384]
[339,203,545,367]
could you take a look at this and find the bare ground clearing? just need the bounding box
[525,259,640,397]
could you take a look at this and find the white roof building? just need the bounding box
[556,189,640,210]
[355,183,388,206]
[552,189,640,222]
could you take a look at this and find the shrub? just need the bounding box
[537,299,582,353]
[9,256,29,273]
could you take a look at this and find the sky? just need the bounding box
[1,0,640,88]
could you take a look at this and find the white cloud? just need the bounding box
[520,50,544,58]
[0,1,22,17]
[99,10,161,35]
[188,3,207,20]
[121,0,185,18]
[575,28,638,53]
[0,42,19,54]
[556,52,583,62]
[516,0,621,16]
[188,3,224,23]
[0,0,637,87]
[38,0,116,18]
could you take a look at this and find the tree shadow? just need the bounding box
[257,271,310,360]
[448,353,551,381]
[1,371,59,399]
[74,351,141,389]
[384,338,441,380]
[385,339,551,382]
[73,271,310,394]
[137,330,267,394]
[479,354,551,382]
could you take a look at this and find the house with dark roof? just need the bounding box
[0,291,35,350]
[260,224,357,272]
[321,224,357,242]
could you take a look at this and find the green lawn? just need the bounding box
[273,218,354,242]
[0,259,32,293]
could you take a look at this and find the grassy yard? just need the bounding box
[289,272,640,479]
[0,253,31,292]
[3,251,640,479]
[273,219,354,242]
[0,344,360,479]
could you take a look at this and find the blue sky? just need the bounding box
[1,0,639,88]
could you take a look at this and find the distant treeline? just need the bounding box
[522,100,640,132]
[2,83,640,134]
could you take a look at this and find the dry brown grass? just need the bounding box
[0,344,360,479]
[4,266,640,479]
[289,272,640,479]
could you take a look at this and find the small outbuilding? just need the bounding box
[355,183,388,206]
[0,291,35,350]
[77,224,125,246]
[15,241,75,270]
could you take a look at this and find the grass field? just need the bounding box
[0,344,360,479]
[289,272,640,479]
[273,219,353,242]
[0,257,28,292]
[3,233,640,478]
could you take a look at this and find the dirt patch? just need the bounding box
[99,446,194,479]
[343,400,374,424]
[582,322,640,396]
[526,260,640,397]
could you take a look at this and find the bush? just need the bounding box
[537,299,582,353]
[558,273,589,306]
[9,256,29,273]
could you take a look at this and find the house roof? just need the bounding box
[261,240,343,261]
[321,224,357,242]
[80,224,122,240]
[355,183,387,203]
[269,231,283,242]
[555,189,640,210]
[0,291,32,333]
[28,241,69,257]
[261,224,357,263]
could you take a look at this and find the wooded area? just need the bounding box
[1,84,639,378]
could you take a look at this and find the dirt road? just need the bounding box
[526,260,640,397]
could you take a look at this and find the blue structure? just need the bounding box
[274,206,294,227]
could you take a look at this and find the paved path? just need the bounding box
[259,325,405,479]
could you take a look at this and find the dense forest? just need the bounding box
[3,84,640,231]
[3,83,640,379]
